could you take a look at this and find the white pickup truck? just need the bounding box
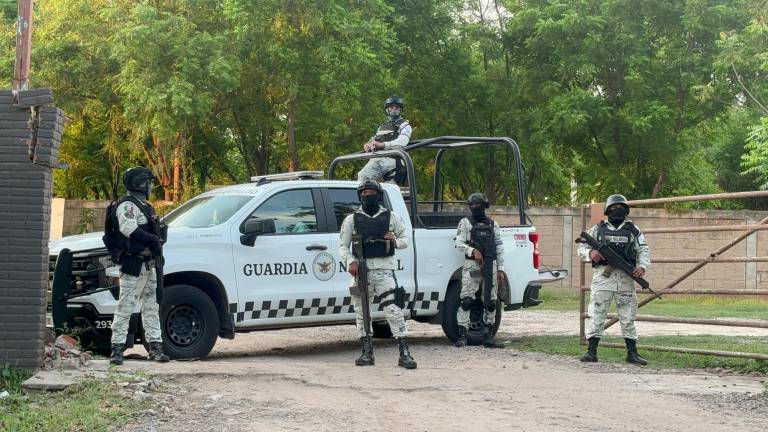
[49,136,566,359]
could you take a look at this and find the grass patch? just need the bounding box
[1,364,32,394]
[0,365,146,432]
[538,290,768,320]
[510,335,768,374]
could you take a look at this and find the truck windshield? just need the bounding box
[164,195,254,228]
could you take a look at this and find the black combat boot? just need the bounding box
[579,337,599,362]
[397,337,417,369]
[148,342,170,362]
[110,343,125,365]
[482,327,505,349]
[454,326,468,347]
[625,338,648,365]
[355,336,375,366]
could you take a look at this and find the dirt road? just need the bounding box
[119,310,768,432]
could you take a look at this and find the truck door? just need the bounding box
[231,188,334,326]
[322,187,415,320]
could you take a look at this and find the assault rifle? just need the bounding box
[471,221,497,310]
[577,231,660,299]
[151,214,168,306]
[351,234,372,337]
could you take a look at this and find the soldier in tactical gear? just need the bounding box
[357,95,413,184]
[109,166,170,365]
[338,180,417,369]
[577,194,651,365]
[453,192,506,348]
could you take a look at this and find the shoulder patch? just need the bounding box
[123,204,136,219]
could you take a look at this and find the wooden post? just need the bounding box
[13,1,34,91]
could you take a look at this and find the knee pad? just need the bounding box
[486,302,496,313]
[460,297,474,311]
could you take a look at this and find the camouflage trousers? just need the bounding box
[111,264,162,344]
[350,269,408,338]
[456,262,497,328]
[357,157,396,183]
[586,289,638,340]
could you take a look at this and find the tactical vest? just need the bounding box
[353,210,395,258]
[469,216,497,261]
[593,220,639,267]
[374,118,406,142]
[120,197,162,276]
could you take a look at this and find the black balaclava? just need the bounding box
[607,205,628,227]
[361,192,381,216]
[470,204,486,220]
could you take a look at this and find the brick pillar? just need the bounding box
[0,89,64,368]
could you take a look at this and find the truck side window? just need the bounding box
[327,188,360,230]
[247,189,318,234]
[326,188,392,231]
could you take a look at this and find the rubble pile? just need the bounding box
[43,335,92,370]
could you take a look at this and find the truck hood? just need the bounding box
[48,227,200,256]
[49,232,105,256]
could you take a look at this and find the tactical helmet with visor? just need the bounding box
[384,95,404,119]
[467,192,490,209]
[123,166,157,199]
[603,194,630,215]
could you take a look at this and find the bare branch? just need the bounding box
[732,63,768,115]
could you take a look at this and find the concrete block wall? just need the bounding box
[532,207,768,293]
[54,197,768,295]
[0,89,64,368]
[416,203,767,292]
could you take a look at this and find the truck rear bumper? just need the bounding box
[534,268,568,284]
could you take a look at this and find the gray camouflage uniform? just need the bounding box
[357,121,412,183]
[110,199,162,345]
[577,220,651,340]
[338,206,410,338]
[454,217,505,327]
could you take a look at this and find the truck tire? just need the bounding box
[372,321,393,339]
[160,284,219,360]
[441,280,502,346]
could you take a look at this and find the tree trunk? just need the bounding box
[651,166,668,199]
[256,127,271,175]
[173,144,181,202]
[145,133,173,201]
[287,100,299,172]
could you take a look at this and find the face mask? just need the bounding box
[470,205,486,219]
[607,207,627,224]
[361,194,380,214]
[387,107,401,119]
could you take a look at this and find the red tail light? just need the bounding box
[529,231,540,269]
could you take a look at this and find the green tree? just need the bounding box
[107,1,239,200]
[224,0,394,178]
[503,0,752,203]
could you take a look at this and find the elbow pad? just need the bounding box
[129,227,159,247]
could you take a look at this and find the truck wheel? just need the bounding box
[160,284,219,360]
[372,321,393,339]
[441,280,502,346]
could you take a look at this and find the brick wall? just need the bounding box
[0,89,64,369]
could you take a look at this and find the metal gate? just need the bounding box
[578,191,768,361]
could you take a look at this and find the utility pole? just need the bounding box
[14,0,34,92]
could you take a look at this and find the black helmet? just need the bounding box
[123,166,157,194]
[384,95,404,109]
[357,180,383,197]
[604,194,630,215]
[467,192,490,209]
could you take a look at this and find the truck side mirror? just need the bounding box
[240,219,276,246]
